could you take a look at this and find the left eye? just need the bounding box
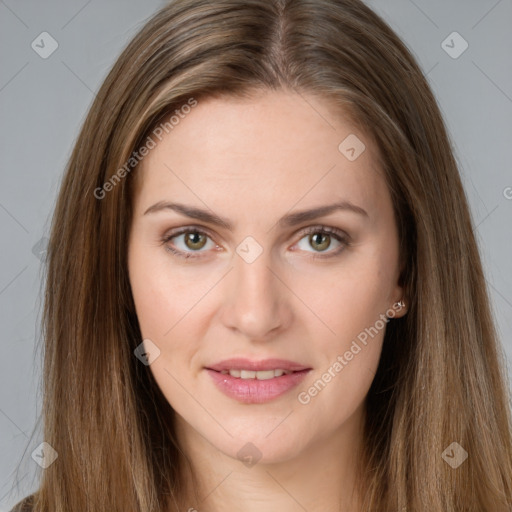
[162,226,349,260]
[295,227,347,256]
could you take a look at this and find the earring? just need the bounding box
[394,300,405,310]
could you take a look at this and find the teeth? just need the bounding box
[219,369,292,379]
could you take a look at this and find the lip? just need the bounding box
[205,358,312,404]
[205,357,311,372]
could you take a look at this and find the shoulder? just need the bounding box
[9,494,35,512]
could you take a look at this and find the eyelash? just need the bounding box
[161,225,351,261]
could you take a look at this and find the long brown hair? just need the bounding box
[11,0,512,510]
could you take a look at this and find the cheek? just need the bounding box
[292,258,393,348]
[299,337,383,437]
[128,242,211,340]
[296,289,386,429]
[128,250,199,407]
[291,255,391,411]
[128,243,211,393]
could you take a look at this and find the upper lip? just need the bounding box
[206,358,311,372]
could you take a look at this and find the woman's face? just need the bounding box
[128,89,405,464]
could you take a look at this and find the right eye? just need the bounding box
[161,227,217,259]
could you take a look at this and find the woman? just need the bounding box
[11,0,512,510]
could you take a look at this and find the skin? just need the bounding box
[127,89,406,512]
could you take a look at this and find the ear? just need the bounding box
[390,297,407,318]
[389,276,408,319]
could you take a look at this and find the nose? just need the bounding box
[220,249,292,341]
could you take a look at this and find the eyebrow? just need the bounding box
[143,200,369,230]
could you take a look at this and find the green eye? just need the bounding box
[295,227,349,259]
[162,225,349,260]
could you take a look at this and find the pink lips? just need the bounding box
[206,357,310,372]
[205,357,312,404]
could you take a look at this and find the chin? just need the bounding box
[207,428,308,466]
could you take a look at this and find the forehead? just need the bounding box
[134,90,388,222]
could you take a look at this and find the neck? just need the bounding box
[172,403,366,512]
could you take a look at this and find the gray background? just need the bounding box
[0,0,511,509]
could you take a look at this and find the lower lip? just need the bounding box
[205,369,311,404]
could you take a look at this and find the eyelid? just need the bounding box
[161,224,350,259]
